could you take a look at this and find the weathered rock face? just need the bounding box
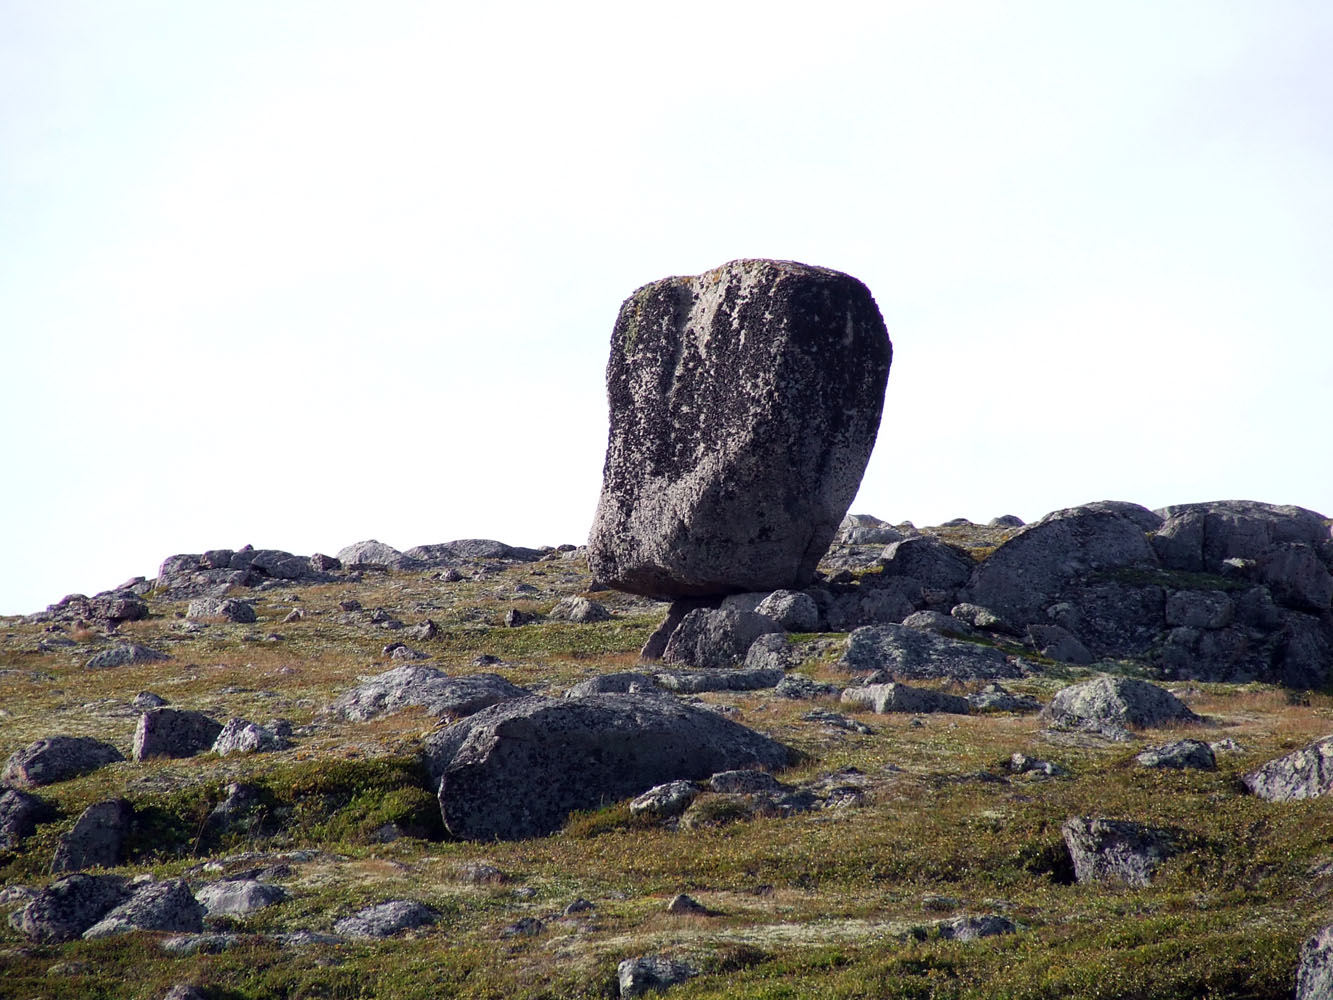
[0,788,49,849]
[325,666,529,722]
[840,682,971,715]
[82,879,204,938]
[9,873,130,942]
[1297,924,1333,1000]
[423,694,792,840]
[133,709,223,761]
[50,799,134,873]
[660,608,782,669]
[588,259,892,598]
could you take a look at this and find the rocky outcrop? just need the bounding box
[1061,817,1179,887]
[186,597,257,623]
[325,666,529,722]
[964,504,1159,624]
[2,736,125,788]
[588,259,891,598]
[424,694,792,840]
[1242,736,1333,801]
[1297,924,1333,1000]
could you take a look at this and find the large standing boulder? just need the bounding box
[587,259,891,598]
[133,709,224,761]
[0,788,50,849]
[424,694,792,840]
[1061,817,1179,887]
[50,799,134,873]
[82,879,204,938]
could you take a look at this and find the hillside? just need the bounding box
[2,507,1332,999]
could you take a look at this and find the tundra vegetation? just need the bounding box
[1,520,1331,999]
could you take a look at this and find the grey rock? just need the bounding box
[964,505,1158,623]
[665,893,709,915]
[1009,753,1067,777]
[83,879,204,938]
[1153,501,1329,573]
[661,608,782,669]
[1059,581,1166,660]
[9,873,130,942]
[404,539,543,563]
[1297,924,1333,1000]
[133,708,224,760]
[837,514,904,545]
[839,624,1021,680]
[630,780,700,818]
[186,597,257,623]
[2,736,125,788]
[132,692,169,710]
[878,535,973,591]
[640,597,720,660]
[195,879,289,916]
[244,549,316,581]
[1042,676,1198,733]
[653,667,784,693]
[325,666,528,721]
[1242,736,1333,801]
[989,514,1025,528]
[504,608,535,627]
[719,592,769,613]
[335,539,415,569]
[754,590,820,632]
[563,897,596,916]
[1135,739,1216,770]
[1273,612,1333,689]
[162,985,210,1000]
[774,674,841,700]
[1061,817,1179,887]
[841,683,971,715]
[743,632,798,671]
[0,788,48,849]
[567,671,660,697]
[1025,624,1094,664]
[1257,543,1333,611]
[901,610,977,638]
[424,694,792,840]
[51,798,134,873]
[587,259,891,598]
[84,642,170,669]
[618,954,700,998]
[939,914,1017,940]
[824,582,920,631]
[310,552,341,572]
[501,916,545,937]
[548,596,613,623]
[1164,590,1235,629]
[333,899,437,938]
[968,683,1041,713]
[211,718,290,755]
[950,603,1019,635]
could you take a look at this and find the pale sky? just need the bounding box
[2,1,1331,615]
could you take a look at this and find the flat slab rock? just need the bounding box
[839,624,1022,680]
[333,899,437,938]
[424,693,793,840]
[588,258,891,598]
[325,666,529,721]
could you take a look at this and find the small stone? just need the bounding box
[629,781,700,819]
[1134,739,1216,770]
[501,916,545,937]
[563,897,595,916]
[939,914,1017,940]
[665,893,710,916]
